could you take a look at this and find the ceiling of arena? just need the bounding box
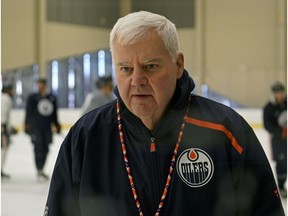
[47,0,195,28]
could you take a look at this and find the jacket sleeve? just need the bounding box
[44,126,83,216]
[235,117,285,216]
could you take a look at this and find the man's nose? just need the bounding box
[131,67,147,86]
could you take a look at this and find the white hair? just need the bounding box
[110,11,179,61]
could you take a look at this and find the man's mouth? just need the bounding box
[132,94,151,99]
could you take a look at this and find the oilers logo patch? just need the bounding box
[176,148,214,187]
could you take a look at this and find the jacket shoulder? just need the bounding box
[73,100,117,132]
[190,94,242,121]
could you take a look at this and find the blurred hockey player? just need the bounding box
[1,84,14,178]
[263,81,287,198]
[81,75,115,116]
[24,78,61,181]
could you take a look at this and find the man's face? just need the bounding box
[113,31,184,128]
[37,82,47,93]
[274,91,286,104]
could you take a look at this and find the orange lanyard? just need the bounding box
[116,96,190,215]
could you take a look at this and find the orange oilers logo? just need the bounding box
[176,148,214,187]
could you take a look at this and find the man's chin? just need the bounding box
[130,105,153,117]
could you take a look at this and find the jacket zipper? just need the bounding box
[150,137,156,152]
[150,137,161,213]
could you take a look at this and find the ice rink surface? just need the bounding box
[1,129,287,216]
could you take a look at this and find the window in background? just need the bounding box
[98,50,106,77]
[1,49,115,108]
[51,60,59,96]
[1,65,37,108]
[47,49,114,108]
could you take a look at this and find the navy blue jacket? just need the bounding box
[45,71,285,216]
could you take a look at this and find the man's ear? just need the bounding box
[176,53,184,78]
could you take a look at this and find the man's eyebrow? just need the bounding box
[116,62,130,66]
[116,58,161,66]
[143,58,161,64]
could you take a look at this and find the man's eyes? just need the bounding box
[119,64,159,73]
[144,64,159,71]
[120,67,133,73]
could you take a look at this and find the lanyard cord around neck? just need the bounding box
[116,96,191,216]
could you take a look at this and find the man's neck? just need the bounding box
[39,90,47,96]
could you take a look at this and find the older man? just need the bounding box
[44,11,285,216]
